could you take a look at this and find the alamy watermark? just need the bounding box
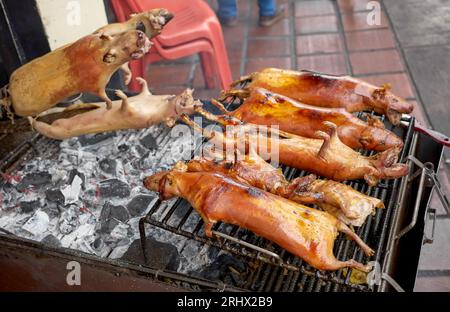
[66,1,81,26]
[367,1,382,26]
[66,261,81,286]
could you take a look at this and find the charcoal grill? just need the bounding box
[0,80,448,292]
[136,90,444,292]
[1,0,447,293]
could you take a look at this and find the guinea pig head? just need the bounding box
[102,30,152,65]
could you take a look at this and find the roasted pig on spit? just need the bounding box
[29,78,201,140]
[221,68,414,125]
[181,110,409,186]
[144,169,374,272]
[180,148,384,227]
[212,88,403,152]
[0,9,173,120]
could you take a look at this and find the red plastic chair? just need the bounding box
[110,0,232,92]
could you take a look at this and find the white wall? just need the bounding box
[36,0,108,50]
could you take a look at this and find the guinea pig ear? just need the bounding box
[103,49,117,63]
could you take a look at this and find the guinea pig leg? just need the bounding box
[337,222,375,257]
[98,89,113,110]
[230,74,253,88]
[114,90,130,113]
[219,89,250,101]
[315,131,331,161]
[210,99,231,115]
[120,62,132,86]
[135,77,151,95]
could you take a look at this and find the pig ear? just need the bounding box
[103,49,117,63]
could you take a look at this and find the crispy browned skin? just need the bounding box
[222,68,414,125]
[217,88,403,152]
[183,151,322,203]
[1,9,173,118]
[29,78,201,140]
[304,180,384,227]
[181,112,409,186]
[182,150,384,226]
[144,170,374,272]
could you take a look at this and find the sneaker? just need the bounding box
[259,5,285,27]
[219,15,238,27]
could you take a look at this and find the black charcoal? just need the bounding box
[99,158,117,176]
[20,200,40,214]
[68,169,86,189]
[16,172,51,191]
[126,195,155,217]
[140,133,158,150]
[121,238,180,271]
[78,132,116,147]
[41,234,62,248]
[98,179,131,198]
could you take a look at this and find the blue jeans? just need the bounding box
[217,0,276,19]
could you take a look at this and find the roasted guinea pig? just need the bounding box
[221,68,414,125]
[0,9,173,119]
[181,111,408,186]
[29,78,201,140]
[181,149,384,227]
[144,170,374,272]
[212,88,403,152]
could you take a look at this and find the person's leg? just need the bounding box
[258,0,276,17]
[217,0,238,20]
[258,0,285,27]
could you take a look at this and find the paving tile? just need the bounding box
[194,87,222,101]
[358,73,415,99]
[249,18,291,37]
[427,168,450,216]
[417,219,450,271]
[297,33,343,55]
[345,29,396,51]
[247,38,291,58]
[350,49,404,74]
[149,85,190,96]
[146,63,192,87]
[403,45,450,161]
[415,275,450,292]
[226,45,243,62]
[297,54,348,75]
[222,24,246,44]
[384,0,450,47]
[338,0,375,12]
[408,100,430,128]
[295,0,335,17]
[342,11,389,31]
[245,57,292,74]
[295,15,338,34]
[193,62,241,88]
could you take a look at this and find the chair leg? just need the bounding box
[200,52,216,89]
[208,23,233,89]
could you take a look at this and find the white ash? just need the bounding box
[0,125,215,273]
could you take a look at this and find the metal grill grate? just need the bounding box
[138,93,417,292]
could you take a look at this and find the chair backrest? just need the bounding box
[109,0,134,22]
[110,0,212,22]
